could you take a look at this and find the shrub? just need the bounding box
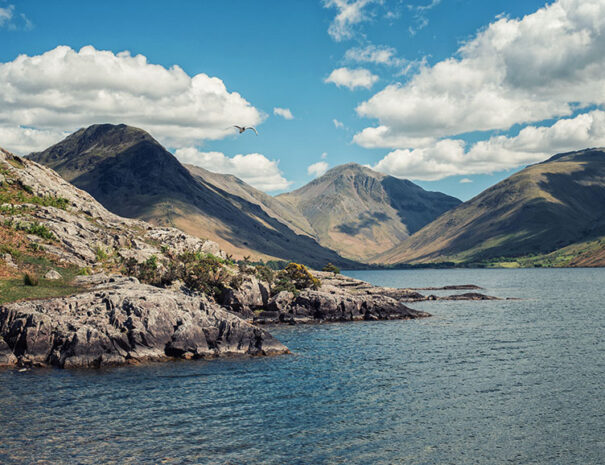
[23,272,39,286]
[322,262,340,274]
[95,246,108,262]
[255,264,274,283]
[25,223,54,240]
[272,263,320,296]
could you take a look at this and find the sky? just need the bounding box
[1,0,605,200]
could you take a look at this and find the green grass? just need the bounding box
[0,277,81,304]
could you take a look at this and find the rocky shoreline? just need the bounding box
[0,148,502,369]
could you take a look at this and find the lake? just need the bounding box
[1,268,604,464]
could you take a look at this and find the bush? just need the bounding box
[322,262,340,274]
[95,246,108,262]
[255,264,274,283]
[23,272,39,286]
[272,263,320,296]
[25,222,54,240]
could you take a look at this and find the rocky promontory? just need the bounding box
[0,274,288,368]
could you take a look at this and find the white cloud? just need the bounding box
[408,0,441,35]
[0,45,262,154]
[333,119,344,129]
[273,107,294,120]
[459,178,473,184]
[0,126,68,155]
[174,148,291,192]
[344,44,405,67]
[321,152,328,159]
[0,5,13,27]
[353,125,436,149]
[0,4,32,30]
[325,67,378,90]
[307,161,329,178]
[356,0,605,145]
[322,0,379,42]
[372,110,605,181]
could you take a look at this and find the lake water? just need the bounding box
[1,268,604,464]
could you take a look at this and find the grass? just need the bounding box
[0,277,82,304]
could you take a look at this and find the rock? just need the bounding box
[44,269,62,280]
[2,253,17,269]
[0,338,16,366]
[267,291,295,313]
[220,276,270,315]
[441,292,500,301]
[0,276,288,368]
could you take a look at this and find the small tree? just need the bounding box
[322,262,340,274]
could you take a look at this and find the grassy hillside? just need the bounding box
[377,149,605,266]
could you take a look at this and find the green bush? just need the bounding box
[23,272,39,286]
[322,262,340,274]
[25,222,54,240]
[255,264,274,283]
[95,246,108,262]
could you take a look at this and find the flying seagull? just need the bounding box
[233,125,258,135]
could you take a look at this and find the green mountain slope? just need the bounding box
[28,124,357,268]
[377,149,605,265]
[277,163,461,261]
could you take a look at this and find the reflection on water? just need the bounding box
[1,268,604,464]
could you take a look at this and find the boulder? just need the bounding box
[221,276,270,315]
[44,269,62,280]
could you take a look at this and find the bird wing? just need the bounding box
[247,127,259,135]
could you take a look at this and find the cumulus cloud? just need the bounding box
[356,0,605,145]
[459,178,473,184]
[307,161,329,178]
[174,148,291,192]
[273,107,294,120]
[333,119,344,129]
[0,126,68,155]
[322,0,379,41]
[344,44,405,67]
[321,152,328,159]
[372,110,605,181]
[0,45,262,154]
[353,125,436,149]
[325,67,378,90]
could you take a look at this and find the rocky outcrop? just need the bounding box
[0,275,288,368]
[220,272,501,325]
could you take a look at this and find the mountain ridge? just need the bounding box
[376,148,605,265]
[277,162,461,261]
[28,124,357,268]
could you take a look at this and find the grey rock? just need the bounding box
[44,269,62,280]
[2,253,17,269]
[0,277,288,368]
[220,276,270,315]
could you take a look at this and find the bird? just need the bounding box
[233,125,258,135]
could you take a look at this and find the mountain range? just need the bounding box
[28,124,460,265]
[27,124,605,268]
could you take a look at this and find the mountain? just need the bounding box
[377,148,605,265]
[277,163,461,261]
[28,124,356,268]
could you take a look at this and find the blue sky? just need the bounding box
[1,0,604,200]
